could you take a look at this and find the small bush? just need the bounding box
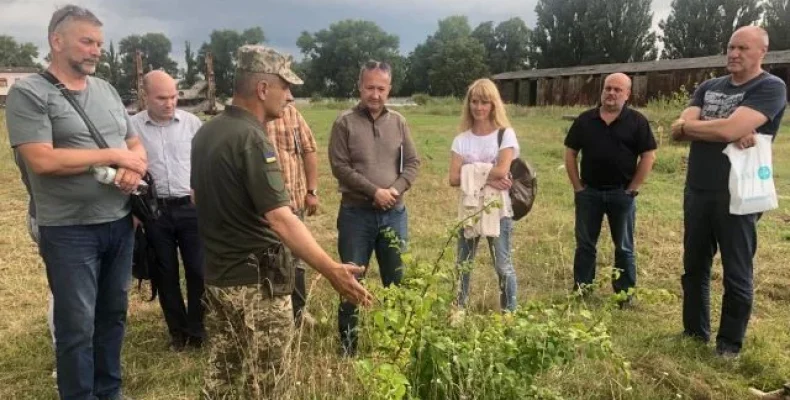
[309,93,324,104]
[411,93,431,106]
[354,217,629,400]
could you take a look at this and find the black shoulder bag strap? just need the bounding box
[39,70,162,224]
[39,71,110,149]
[497,127,505,149]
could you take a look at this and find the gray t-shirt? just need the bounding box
[686,72,787,191]
[13,148,35,218]
[5,74,136,226]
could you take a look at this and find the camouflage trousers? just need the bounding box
[202,284,294,399]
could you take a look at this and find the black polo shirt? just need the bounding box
[564,107,657,188]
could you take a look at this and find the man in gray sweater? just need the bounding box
[328,60,420,356]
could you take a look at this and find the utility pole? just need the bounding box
[135,50,146,112]
[205,51,217,115]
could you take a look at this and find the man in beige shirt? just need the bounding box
[328,60,420,356]
[265,103,319,326]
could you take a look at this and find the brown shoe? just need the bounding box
[749,384,790,399]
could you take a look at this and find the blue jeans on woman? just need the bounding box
[39,215,134,400]
[456,217,518,311]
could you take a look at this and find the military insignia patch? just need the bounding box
[264,151,277,163]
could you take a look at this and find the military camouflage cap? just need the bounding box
[236,45,303,85]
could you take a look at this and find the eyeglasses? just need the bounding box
[363,60,391,73]
[49,6,95,34]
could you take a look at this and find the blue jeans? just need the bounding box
[39,215,134,400]
[682,188,758,353]
[573,187,636,294]
[336,204,408,354]
[456,217,518,311]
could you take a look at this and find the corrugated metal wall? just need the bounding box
[496,64,790,107]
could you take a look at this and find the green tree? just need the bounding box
[532,0,656,68]
[116,33,179,95]
[405,16,489,96]
[585,0,657,63]
[429,36,489,96]
[0,35,39,67]
[402,41,434,95]
[197,28,265,98]
[95,41,120,86]
[472,21,497,65]
[182,40,200,88]
[492,17,533,72]
[473,19,533,74]
[531,0,592,68]
[289,59,311,98]
[763,0,790,51]
[297,20,401,98]
[660,0,763,59]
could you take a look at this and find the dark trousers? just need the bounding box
[145,203,205,343]
[337,204,408,354]
[573,187,637,294]
[39,215,133,400]
[682,188,758,353]
[291,210,308,323]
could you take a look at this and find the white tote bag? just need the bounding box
[722,134,779,215]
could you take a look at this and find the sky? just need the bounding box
[1,0,675,67]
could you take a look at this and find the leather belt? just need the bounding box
[156,196,191,207]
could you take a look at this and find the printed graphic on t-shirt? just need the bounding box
[702,91,744,120]
[462,148,499,164]
[451,129,520,166]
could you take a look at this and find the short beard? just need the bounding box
[601,102,622,113]
[68,58,97,76]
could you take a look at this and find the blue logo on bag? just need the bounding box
[758,166,771,180]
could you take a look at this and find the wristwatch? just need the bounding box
[307,189,318,197]
[626,189,639,197]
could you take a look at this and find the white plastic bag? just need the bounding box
[722,134,778,215]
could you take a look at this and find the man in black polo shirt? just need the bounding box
[564,72,657,305]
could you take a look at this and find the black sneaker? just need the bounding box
[169,336,187,352]
[715,345,740,360]
[186,336,204,350]
[680,331,709,343]
[617,296,635,309]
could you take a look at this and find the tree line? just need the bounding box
[1,0,788,99]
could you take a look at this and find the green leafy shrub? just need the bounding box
[353,214,630,400]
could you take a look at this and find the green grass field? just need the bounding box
[1,103,789,399]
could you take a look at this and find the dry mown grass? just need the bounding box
[1,105,789,399]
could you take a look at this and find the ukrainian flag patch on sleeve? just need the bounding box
[264,151,277,163]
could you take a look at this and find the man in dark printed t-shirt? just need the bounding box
[671,26,787,357]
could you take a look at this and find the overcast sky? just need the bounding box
[1,0,674,67]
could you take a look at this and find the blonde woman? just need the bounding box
[448,78,519,312]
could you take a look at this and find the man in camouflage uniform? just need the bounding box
[191,45,373,399]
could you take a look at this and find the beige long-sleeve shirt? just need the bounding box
[328,104,420,207]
